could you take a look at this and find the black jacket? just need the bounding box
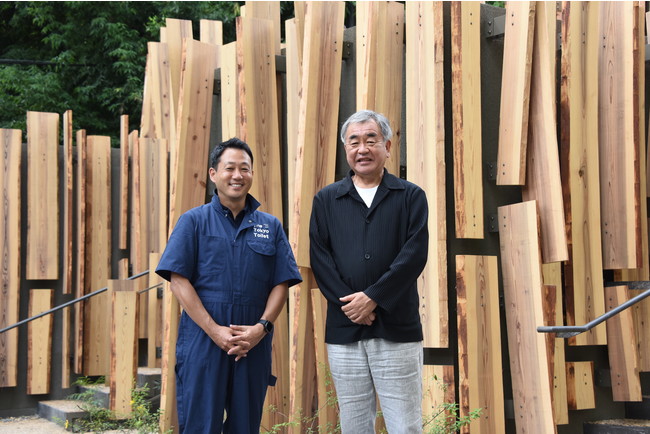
[309,169,429,344]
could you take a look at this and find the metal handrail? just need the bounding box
[537,282,650,338]
[0,270,160,335]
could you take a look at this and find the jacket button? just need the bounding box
[364,253,371,260]
[365,219,370,223]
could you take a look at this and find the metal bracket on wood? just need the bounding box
[486,162,497,181]
[156,346,163,359]
[486,14,506,39]
[487,214,499,233]
[342,41,353,60]
[157,286,164,299]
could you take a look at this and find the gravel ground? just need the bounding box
[0,415,139,433]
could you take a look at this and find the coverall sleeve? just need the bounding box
[156,213,197,282]
[363,187,429,313]
[272,220,303,288]
[309,192,355,306]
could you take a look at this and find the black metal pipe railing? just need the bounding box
[537,282,650,338]
[0,270,160,335]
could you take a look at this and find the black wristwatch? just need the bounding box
[257,319,273,334]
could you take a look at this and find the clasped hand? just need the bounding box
[210,324,265,361]
[340,292,377,325]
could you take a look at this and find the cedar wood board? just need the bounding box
[311,288,338,430]
[200,19,223,47]
[496,2,535,186]
[83,136,112,376]
[74,130,87,374]
[63,111,74,293]
[0,129,21,388]
[130,131,144,274]
[160,38,217,433]
[456,255,505,433]
[26,111,59,280]
[164,18,192,133]
[356,1,404,176]
[422,365,455,423]
[285,17,301,235]
[236,16,283,220]
[27,289,53,395]
[560,1,607,346]
[261,300,290,431]
[220,42,238,140]
[630,288,650,371]
[110,280,139,415]
[148,253,163,368]
[140,138,169,266]
[618,1,649,280]
[541,263,569,425]
[452,1,484,239]
[522,3,568,264]
[244,1,281,55]
[119,116,129,250]
[498,201,555,433]
[566,361,596,410]
[289,1,345,267]
[598,2,638,270]
[141,42,173,144]
[405,1,448,348]
[605,285,642,402]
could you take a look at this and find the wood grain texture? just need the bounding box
[199,19,223,48]
[220,42,238,141]
[140,138,169,264]
[165,18,193,125]
[244,1,281,55]
[62,111,74,293]
[496,2,535,186]
[119,116,129,250]
[236,16,283,220]
[159,282,179,433]
[0,128,21,387]
[422,365,455,423]
[147,253,163,369]
[311,288,338,430]
[83,136,112,376]
[27,289,53,395]
[566,361,596,410]
[598,1,637,270]
[405,1,448,348]
[110,280,139,415]
[285,17,302,236]
[74,129,87,374]
[560,1,607,346]
[452,1,484,239]
[456,255,505,433]
[629,288,650,371]
[522,2,568,264]
[26,111,59,279]
[498,201,555,433]
[289,1,345,267]
[605,285,642,401]
[356,1,404,176]
[61,306,71,388]
[141,42,172,143]
[262,302,290,431]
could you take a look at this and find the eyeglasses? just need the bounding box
[344,140,384,150]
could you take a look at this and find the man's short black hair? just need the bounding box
[209,137,254,168]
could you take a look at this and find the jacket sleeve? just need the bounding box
[309,192,354,306]
[363,187,429,313]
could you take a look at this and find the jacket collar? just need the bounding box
[210,191,261,216]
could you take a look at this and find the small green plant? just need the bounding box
[422,375,483,434]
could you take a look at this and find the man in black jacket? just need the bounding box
[309,110,429,433]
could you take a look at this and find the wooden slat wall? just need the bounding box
[498,201,555,433]
[405,1,448,348]
[27,289,53,395]
[560,1,607,347]
[456,255,505,433]
[140,138,168,265]
[74,129,87,374]
[141,42,172,143]
[244,2,281,55]
[148,253,163,368]
[62,111,73,293]
[0,128,21,388]
[496,2,535,186]
[311,288,337,430]
[522,2,568,264]
[26,111,59,280]
[119,115,129,250]
[422,365,455,424]
[236,16,283,220]
[451,1,484,239]
[165,18,193,127]
[110,280,139,415]
[566,361,596,410]
[598,2,637,270]
[83,135,112,376]
[220,42,238,141]
[61,306,71,389]
[356,1,404,176]
[630,288,650,371]
[605,285,642,402]
[199,19,223,49]
[130,131,144,274]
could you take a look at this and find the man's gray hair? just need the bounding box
[340,110,393,144]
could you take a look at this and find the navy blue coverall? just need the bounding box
[156,193,302,433]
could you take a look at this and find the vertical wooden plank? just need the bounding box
[598,2,637,270]
[141,42,172,143]
[498,201,555,433]
[244,1,281,55]
[130,131,145,274]
[26,111,59,279]
[27,289,53,394]
[311,288,338,430]
[405,1,448,348]
[630,288,650,371]
[62,111,74,293]
[422,365,455,426]
[160,281,179,433]
[220,42,238,141]
[566,361,596,410]
[148,253,163,368]
[83,135,112,376]
[165,18,193,121]
[236,16,283,220]
[199,19,223,46]
[605,285,642,401]
[119,115,129,250]
[496,2,536,186]
[560,1,607,346]
[74,129,87,375]
[110,280,139,416]
[522,2,568,264]
[0,128,21,388]
[452,1,484,239]
[61,306,71,388]
[262,299,290,430]
[456,255,505,433]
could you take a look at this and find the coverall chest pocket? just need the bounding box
[197,235,228,275]
[246,240,276,283]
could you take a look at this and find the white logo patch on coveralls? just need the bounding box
[253,223,271,239]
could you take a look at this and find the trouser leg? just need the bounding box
[327,342,376,434]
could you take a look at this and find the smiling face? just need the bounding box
[344,120,391,182]
[209,148,253,207]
